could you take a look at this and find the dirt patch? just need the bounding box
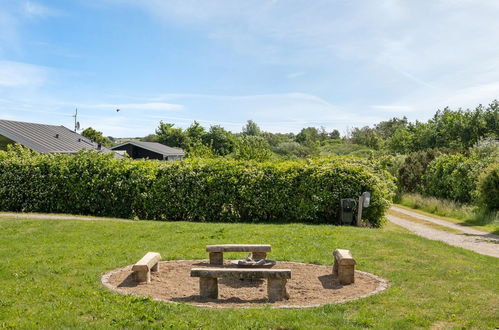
[102,260,388,308]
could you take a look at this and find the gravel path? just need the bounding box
[388,206,499,258]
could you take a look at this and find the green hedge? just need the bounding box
[0,148,394,227]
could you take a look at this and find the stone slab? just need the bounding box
[191,268,291,279]
[333,249,356,265]
[206,244,271,253]
[132,252,161,272]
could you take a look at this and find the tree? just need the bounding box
[81,127,112,147]
[329,129,341,139]
[386,127,414,154]
[142,134,159,142]
[155,121,189,149]
[202,125,235,156]
[296,127,320,145]
[350,126,383,150]
[234,135,272,161]
[242,120,261,136]
[185,121,206,144]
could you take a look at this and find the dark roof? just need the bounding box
[0,119,117,155]
[112,141,185,156]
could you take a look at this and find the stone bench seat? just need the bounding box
[206,244,271,265]
[333,249,356,285]
[132,252,161,283]
[191,268,290,301]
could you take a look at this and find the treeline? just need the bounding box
[130,101,498,160]
[350,101,498,153]
[140,120,343,160]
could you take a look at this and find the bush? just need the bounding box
[398,149,441,193]
[477,164,499,211]
[0,147,394,227]
[423,154,485,203]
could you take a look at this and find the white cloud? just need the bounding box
[84,102,184,111]
[23,1,62,18]
[0,61,46,87]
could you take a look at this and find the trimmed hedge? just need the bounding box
[0,148,394,227]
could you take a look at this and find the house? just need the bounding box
[0,119,119,156]
[111,141,185,161]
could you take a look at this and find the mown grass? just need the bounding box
[398,193,499,235]
[0,217,498,329]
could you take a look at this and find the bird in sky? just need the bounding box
[116,109,121,112]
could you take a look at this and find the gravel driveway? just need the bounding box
[388,206,499,258]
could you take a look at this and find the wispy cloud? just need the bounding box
[23,1,62,18]
[83,102,184,111]
[0,61,46,87]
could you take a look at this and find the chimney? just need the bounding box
[55,134,59,138]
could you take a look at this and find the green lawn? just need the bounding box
[0,217,498,329]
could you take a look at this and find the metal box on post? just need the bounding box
[340,198,357,225]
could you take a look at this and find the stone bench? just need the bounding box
[132,252,161,283]
[191,268,291,301]
[206,244,271,265]
[333,249,356,285]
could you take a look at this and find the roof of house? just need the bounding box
[111,141,185,156]
[0,119,117,155]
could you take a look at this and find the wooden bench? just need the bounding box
[332,249,356,285]
[206,244,271,265]
[132,252,161,283]
[191,268,291,301]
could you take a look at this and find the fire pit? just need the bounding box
[230,253,276,268]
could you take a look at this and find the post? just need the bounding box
[200,278,218,299]
[356,195,364,226]
[209,252,223,265]
[267,278,289,301]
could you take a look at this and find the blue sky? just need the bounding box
[1,0,499,137]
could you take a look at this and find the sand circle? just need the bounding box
[102,260,388,308]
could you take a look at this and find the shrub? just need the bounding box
[0,147,394,226]
[398,149,441,193]
[423,154,485,203]
[476,164,499,211]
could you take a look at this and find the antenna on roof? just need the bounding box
[73,108,79,132]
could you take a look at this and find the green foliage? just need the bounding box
[477,163,499,211]
[146,158,392,226]
[233,135,272,161]
[349,126,384,150]
[185,121,206,143]
[202,125,235,156]
[0,147,393,226]
[398,149,441,193]
[242,120,261,136]
[273,142,315,158]
[81,127,112,147]
[155,121,189,149]
[348,101,498,154]
[423,154,485,203]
